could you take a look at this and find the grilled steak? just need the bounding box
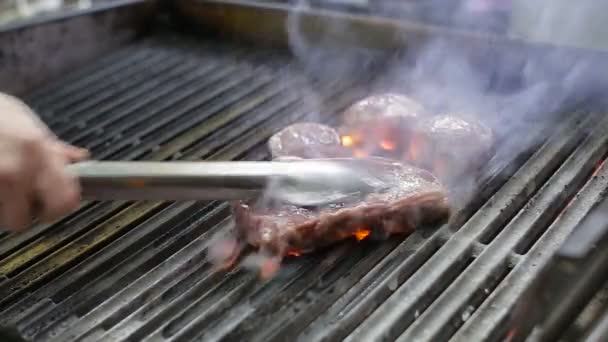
[413,114,495,181]
[340,93,427,158]
[268,122,351,159]
[213,157,451,278]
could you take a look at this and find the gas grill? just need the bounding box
[1,1,608,341]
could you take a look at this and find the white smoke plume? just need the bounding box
[284,0,608,199]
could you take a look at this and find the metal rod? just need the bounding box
[67,160,374,204]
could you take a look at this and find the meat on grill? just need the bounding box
[339,93,427,157]
[412,114,495,181]
[268,122,352,159]
[209,94,502,278]
[212,157,451,279]
[339,94,495,180]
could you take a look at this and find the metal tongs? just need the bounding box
[67,159,387,207]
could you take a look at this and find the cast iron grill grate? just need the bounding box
[0,32,606,342]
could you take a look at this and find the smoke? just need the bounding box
[286,0,385,84]
[283,0,608,198]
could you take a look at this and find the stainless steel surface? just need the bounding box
[0,0,155,96]
[68,159,382,206]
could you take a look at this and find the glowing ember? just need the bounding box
[341,135,354,147]
[380,139,396,151]
[354,229,371,241]
[287,251,301,257]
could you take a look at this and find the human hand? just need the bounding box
[0,93,89,232]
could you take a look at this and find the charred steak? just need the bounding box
[214,157,450,278]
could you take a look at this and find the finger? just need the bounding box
[61,143,90,162]
[53,140,90,163]
[35,153,80,222]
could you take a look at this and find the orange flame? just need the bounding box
[380,139,396,151]
[341,135,354,147]
[354,229,371,241]
[287,251,301,257]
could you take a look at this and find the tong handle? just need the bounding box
[67,161,283,201]
[66,160,375,205]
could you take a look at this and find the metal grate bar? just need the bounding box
[0,202,129,278]
[124,71,292,160]
[82,63,245,154]
[1,201,214,335]
[584,296,608,342]
[55,58,211,140]
[0,202,97,260]
[93,64,278,160]
[0,201,171,308]
[51,46,258,142]
[58,209,233,342]
[28,38,236,114]
[65,60,238,146]
[300,234,444,341]
[20,202,228,341]
[25,44,152,111]
[36,48,169,123]
[45,52,188,131]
